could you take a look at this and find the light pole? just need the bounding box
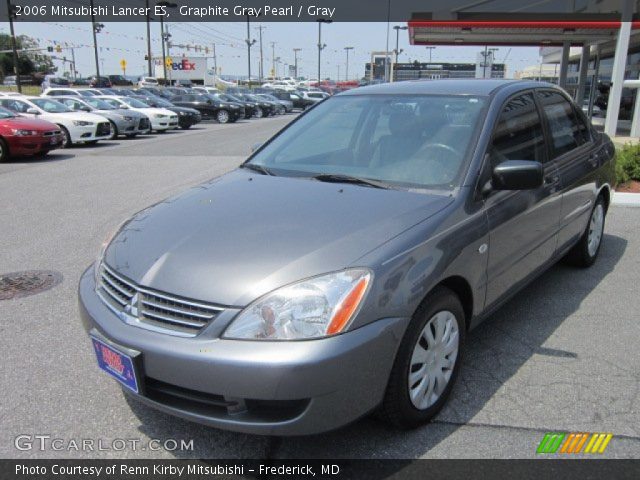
[255,25,266,82]
[392,26,407,82]
[293,48,301,79]
[157,2,177,85]
[6,0,20,93]
[317,18,332,84]
[344,46,353,81]
[245,16,257,84]
[425,46,435,63]
[89,0,103,78]
[145,0,152,76]
[270,42,276,78]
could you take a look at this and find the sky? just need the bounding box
[3,21,542,80]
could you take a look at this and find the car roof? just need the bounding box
[340,79,556,97]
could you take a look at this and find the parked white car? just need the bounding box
[138,77,159,88]
[97,96,178,131]
[261,82,297,91]
[0,96,111,147]
[192,86,220,95]
[42,87,100,98]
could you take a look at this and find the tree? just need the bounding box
[0,34,56,80]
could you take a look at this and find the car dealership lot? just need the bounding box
[1,115,639,459]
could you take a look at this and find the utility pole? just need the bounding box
[6,0,21,93]
[425,46,435,63]
[89,0,101,78]
[293,48,301,79]
[344,46,354,81]
[212,43,218,81]
[317,19,332,84]
[255,25,265,82]
[392,26,407,82]
[70,47,76,81]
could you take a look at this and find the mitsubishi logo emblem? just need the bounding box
[124,292,139,318]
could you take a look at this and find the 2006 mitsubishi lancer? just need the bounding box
[79,80,615,435]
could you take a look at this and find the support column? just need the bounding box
[604,0,633,136]
[630,75,640,138]
[558,41,570,89]
[575,44,590,105]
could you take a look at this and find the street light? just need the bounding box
[89,0,103,78]
[6,0,20,93]
[245,16,257,84]
[317,18,332,85]
[157,1,177,85]
[392,26,407,83]
[293,48,302,79]
[144,0,152,76]
[344,46,354,81]
[425,46,436,63]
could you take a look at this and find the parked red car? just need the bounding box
[0,106,64,162]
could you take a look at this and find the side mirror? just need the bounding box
[491,160,543,191]
[26,108,40,115]
[120,105,129,109]
[81,106,91,112]
[251,142,263,153]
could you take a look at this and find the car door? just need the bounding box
[536,90,600,250]
[483,91,562,307]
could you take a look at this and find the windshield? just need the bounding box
[149,97,173,107]
[248,94,486,190]
[121,97,150,108]
[31,98,73,113]
[259,94,277,101]
[0,106,16,118]
[84,98,116,110]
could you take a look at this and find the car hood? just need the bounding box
[5,116,60,131]
[134,107,175,116]
[165,106,199,115]
[96,108,146,118]
[40,111,107,124]
[104,169,453,307]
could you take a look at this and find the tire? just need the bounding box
[0,137,8,162]
[380,286,465,429]
[564,195,606,268]
[254,107,263,119]
[59,126,72,148]
[108,121,118,140]
[217,110,230,124]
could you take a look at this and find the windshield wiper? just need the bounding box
[313,173,390,189]
[242,163,274,176]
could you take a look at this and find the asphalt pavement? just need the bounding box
[1,115,639,460]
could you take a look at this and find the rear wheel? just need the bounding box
[217,110,230,124]
[381,287,465,429]
[0,137,8,162]
[564,195,606,268]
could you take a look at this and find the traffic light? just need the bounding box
[47,46,53,52]
[55,44,62,53]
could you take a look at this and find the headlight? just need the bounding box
[73,120,94,126]
[223,269,371,341]
[12,129,37,136]
[178,111,186,115]
[154,114,167,118]
[122,116,134,121]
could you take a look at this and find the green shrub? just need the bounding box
[615,142,640,185]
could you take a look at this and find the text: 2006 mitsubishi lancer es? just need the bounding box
[79,80,614,435]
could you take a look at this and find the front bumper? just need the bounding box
[69,124,111,143]
[78,266,407,435]
[8,133,64,154]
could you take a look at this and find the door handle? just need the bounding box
[588,152,599,166]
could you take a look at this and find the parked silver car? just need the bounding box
[79,80,614,436]
[55,96,151,138]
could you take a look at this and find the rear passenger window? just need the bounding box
[538,90,589,158]
[490,93,545,166]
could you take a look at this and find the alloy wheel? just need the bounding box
[408,310,459,410]
[217,110,229,124]
[587,203,604,257]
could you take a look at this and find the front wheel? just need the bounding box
[381,287,465,429]
[108,121,118,140]
[564,195,606,267]
[254,107,263,119]
[59,126,72,148]
[0,137,8,162]
[217,110,230,124]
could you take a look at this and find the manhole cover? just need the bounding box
[0,270,63,300]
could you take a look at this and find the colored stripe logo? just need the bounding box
[537,432,613,454]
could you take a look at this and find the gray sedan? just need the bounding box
[55,96,151,138]
[79,80,615,435]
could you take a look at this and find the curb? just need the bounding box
[612,191,640,207]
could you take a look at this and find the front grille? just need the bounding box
[97,263,223,336]
[138,117,150,129]
[96,122,111,136]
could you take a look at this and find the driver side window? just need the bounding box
[490,93,545,167]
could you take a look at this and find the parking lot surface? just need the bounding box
[1,116,639,459]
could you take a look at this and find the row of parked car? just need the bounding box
[0,85,329,162]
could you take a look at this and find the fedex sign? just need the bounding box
[155,56,206,80]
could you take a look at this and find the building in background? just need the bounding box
[365,59,505,82]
